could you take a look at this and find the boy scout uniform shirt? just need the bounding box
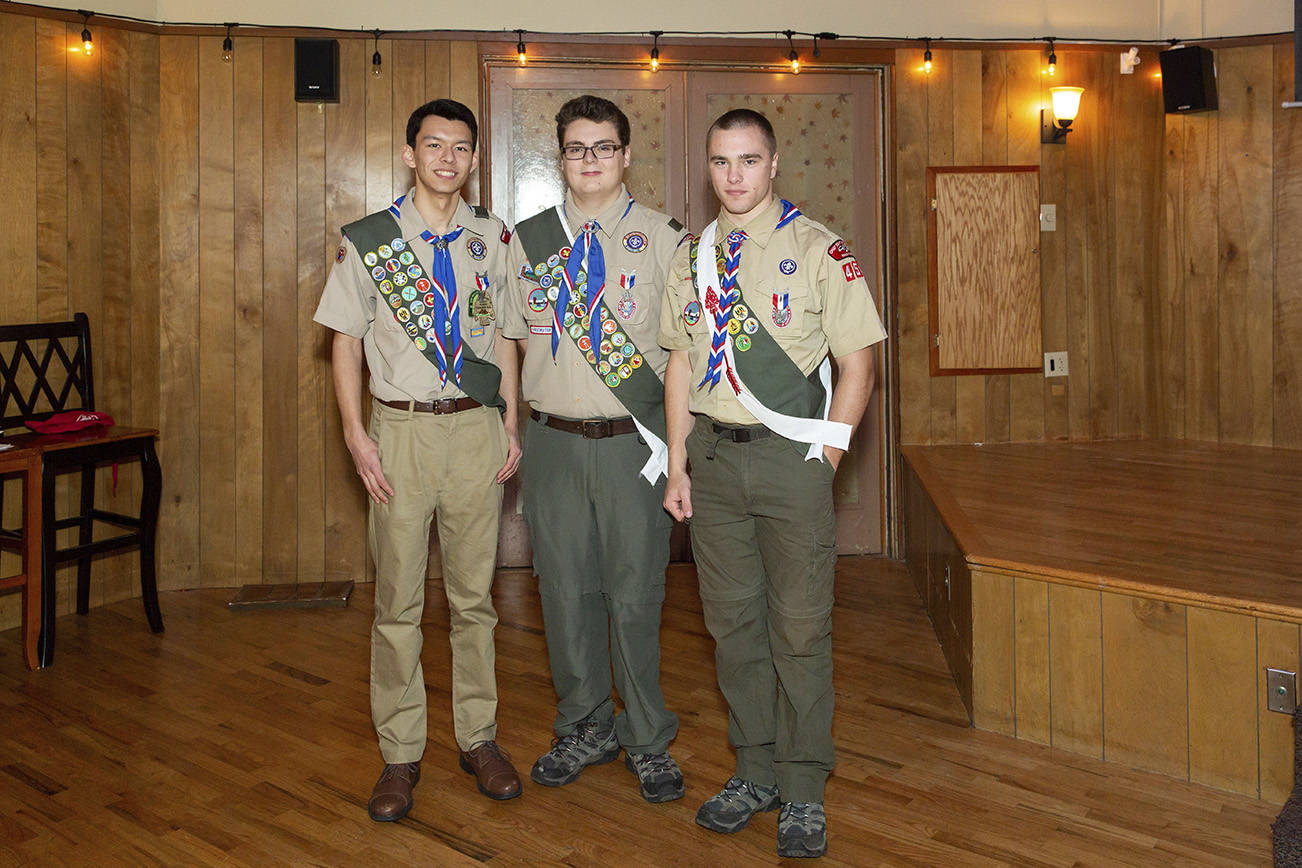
[658,196,887,426]
[502,186,687,420]
[313,192,510,403]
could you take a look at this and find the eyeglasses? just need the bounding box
[561,142,623,161]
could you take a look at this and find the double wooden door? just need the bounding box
[486,65,887,562]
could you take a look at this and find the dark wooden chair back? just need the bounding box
[0,312,95,428]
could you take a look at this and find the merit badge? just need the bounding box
[619,363,632,380]
[378,244,393,259]
[599,339,613,356]
[630,353,643,368]
[371,266,387,281]
[387,294,402,309]
[598,360,612,376]
[409,301,425,316]
[467,238,487,260]
[414,336,427,350]
[417,314,433,330]
[573,303,588,320]
[734,303,750,320]
[399,250,414,266]
[396,307,411,323]
[606,373,621,388]
[560,246,572,261]
[601,318,617,335]
[520,263,535,280]
[548,286,561,303]
[534,263,546,278]
[743,317,759,334]
[385,259,400,273]
[405,322,418,337]
[727,319,741,335]
[577,335,592,352]
[406,265,422,279]
[779,258,797,275]
[364,251,379,267]
[682,300,702,326]
[528,288,549,312]
[570,322,584,339]
[611,332,626,347]
[827,239,852,261]
[623,231,647,253]
[539,273,554,289]
[416,278,431,292]
[842,260,864,282]
[736,334,752,352]
[608,352,622,367]
[402,286,417,302]
[335,245,346,263]
[391,238,406,252]
[772,292,793,328]
[379,280,394,293]
[393,272,408,287]
[621,343,635,358]
[547,254,560,269]
[424,292,436,307]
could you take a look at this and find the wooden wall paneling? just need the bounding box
[34,19,67,323]
[970,568,1015,735]
[262,38,299,584]
[198,37,236,589]
[1216,45,1275,446]
[1013,577,1050,745]
[128,31,160,433]
[98,24,136,605]
[390,40,423,201]
[323,38,367,583]
[1048,583,1102,758]
[233,37,265,587]
[895,51,930,445]
[1006,49,1045,443]
[1159,114,1187,439]
[926,52,956,444]
[1257,618,1300,802]
[296,99,327,583]
[1040,126,1069,440]
[979,50,1010,443]
[365,39,394,215]
[157,35,201,589]
[1273,43,1302,448]
[1101,595,1187,777]
[1183,110,1220,441]
[449,41,479,205]
[425,39,450,99]
[1081,52,1118,439]
[951,51,985,445]
[1060,52,1091,440]
[1186,608,1257,796]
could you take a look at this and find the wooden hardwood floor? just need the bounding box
[0,557,1279,866]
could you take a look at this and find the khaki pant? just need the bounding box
[368,401,507,761]
[686,415,838,804]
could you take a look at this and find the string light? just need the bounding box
[784,30,799,74]
[79,10,93,55]
[923,38,932,74]
[649,30,661,73]
[1045,37,1057,76]
[371,29,382,76]
[221,23,234,63]
[516,29,527,66]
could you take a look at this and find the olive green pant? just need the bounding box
[686,415,838,804]
[368,401,507,762]
[520,415,678,754]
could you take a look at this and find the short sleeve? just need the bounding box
[658,239,696,352]
[313,235,374,339]
[818,237,887,357]
[499,233,533,340]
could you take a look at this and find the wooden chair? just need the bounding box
[0,313,163,667]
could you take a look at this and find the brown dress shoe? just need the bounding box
[459,741,522,800]
[368,761,420,821]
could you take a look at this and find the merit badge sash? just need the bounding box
[515,203,669,482]
[342,209,505,411]
[691,201,850,460]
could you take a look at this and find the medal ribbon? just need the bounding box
[699,229,746,391]
[417,225,466,385]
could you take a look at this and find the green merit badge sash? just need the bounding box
[688,236,826,420]
[343,210,505,412]
[515,206,667,444]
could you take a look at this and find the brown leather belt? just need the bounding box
[710,421,773,443]
[531,409,637,439]
[378,396,481,414]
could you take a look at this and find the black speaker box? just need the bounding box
[1159,46,1217,114]
[295,38,339,103]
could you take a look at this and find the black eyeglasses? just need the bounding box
[561,142,623,161]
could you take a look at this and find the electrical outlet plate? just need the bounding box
[1044,351,1069,378]
[1268,668,1297,714]
[1040,203,1056,231]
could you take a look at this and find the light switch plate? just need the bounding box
[1040,204,1057,232]
[1268,668,1297,714]
[1044,351,1069,378]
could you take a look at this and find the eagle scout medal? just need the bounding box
[772,292,792,328]
[616,272,637,319]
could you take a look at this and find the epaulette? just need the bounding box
[471,204,490,219]
[667,217,684,232]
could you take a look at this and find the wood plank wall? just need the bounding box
[897,46,1168,445]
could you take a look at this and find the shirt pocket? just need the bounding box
[752,278,817,346]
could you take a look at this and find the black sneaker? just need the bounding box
[695,776,780,833]
[624,751,685,803]
[529,716,620,786]
[777,801,827,858]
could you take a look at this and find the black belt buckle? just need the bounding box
[433,398,460,414]
[581,419,612,439]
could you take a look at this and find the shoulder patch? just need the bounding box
[667,217,683,232]
[827,239,854,262]
[501,227,512,244]
[471,204,490,219]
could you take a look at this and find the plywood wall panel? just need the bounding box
[1186,608,1257,797]
[295,101,327,583]
[1182,112,1220,441]
[128,31,160,434]
[0,13,37,329]
[1258,619,1300,803]
[1273,44,1302,449]
[1158,115,1186,439]
[1006,49,1044,443]
[1081,53,1118,440]
[926,52,955,445]
[896,53,931,446]
[365,39,394,215]
[390,40,423,201]
[971,568,1015,735]
[1013,577,1049,744]
[1048,583,1102,758]
[952,51,984,444]
[1102,595,1187,777]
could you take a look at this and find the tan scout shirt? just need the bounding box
[313,192,510,403]
[502,186,687,419]
[659,196,887,426]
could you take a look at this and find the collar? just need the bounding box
[394,190,486,242]
[715,196,783,250]
[563,185,632,240]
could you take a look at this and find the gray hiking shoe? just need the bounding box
[529,716,620,786]
[695,776,780,833]
[777,801,827,858]
[624,751,685,803]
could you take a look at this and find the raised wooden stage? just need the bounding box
[903,439,1302,803]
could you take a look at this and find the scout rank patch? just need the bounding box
[530,247,645,388]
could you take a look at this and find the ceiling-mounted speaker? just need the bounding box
[295,38,339,103]
[1158,45,1217,114]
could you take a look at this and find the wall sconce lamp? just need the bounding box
[1041,86,1083,143]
